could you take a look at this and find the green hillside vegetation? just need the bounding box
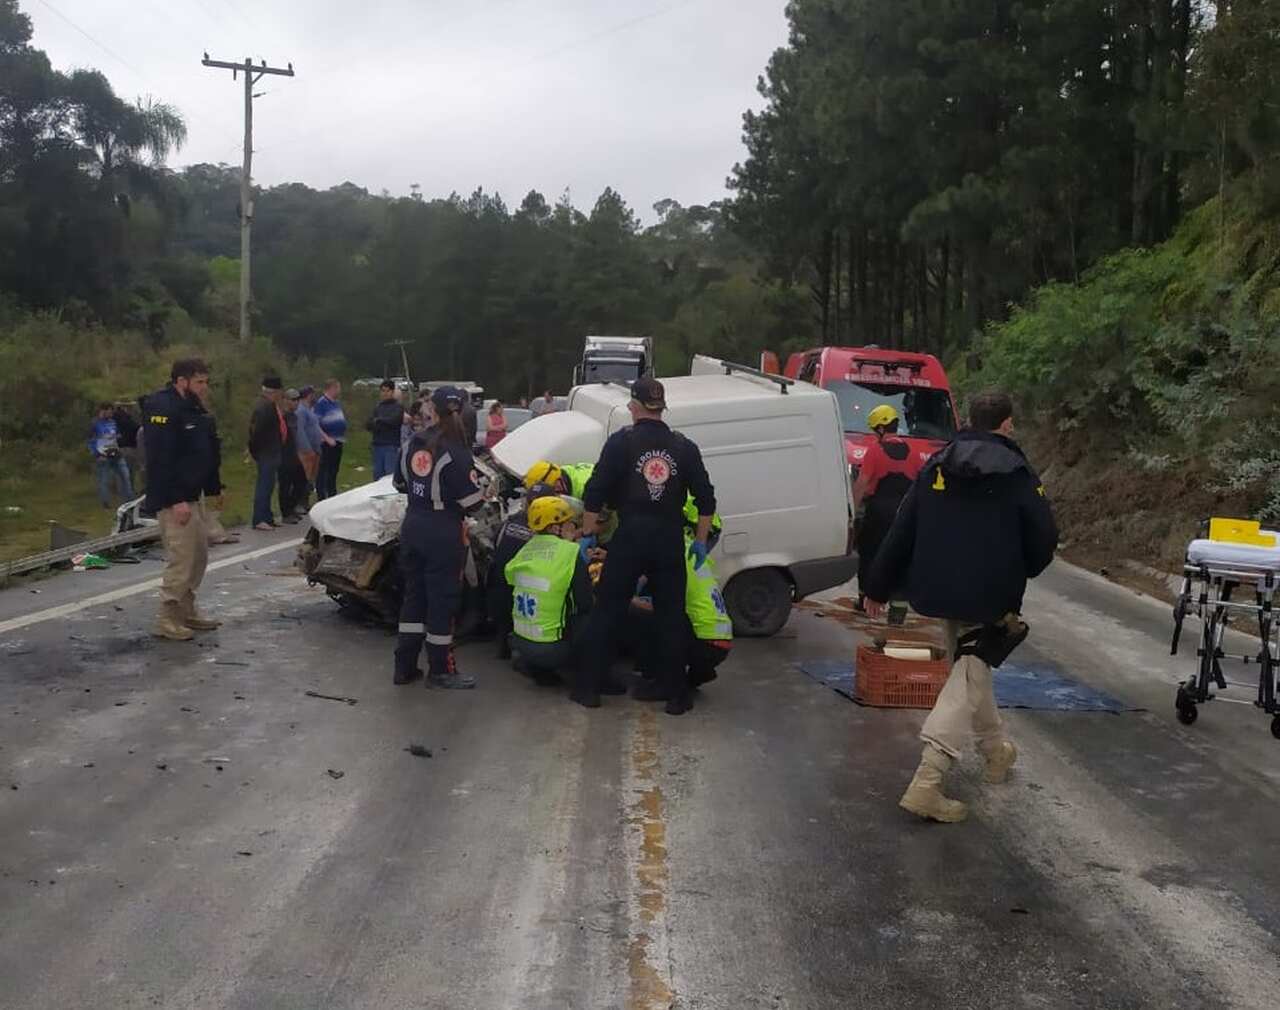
[968,190,1280,569]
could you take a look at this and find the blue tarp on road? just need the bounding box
[797,657,1140,713]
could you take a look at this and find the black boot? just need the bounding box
[425,642,476,689]
[664,692,693,716]
[393,667,424,685]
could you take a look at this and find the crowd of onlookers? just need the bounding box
[88,377,560,529]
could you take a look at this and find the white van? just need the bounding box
[491,356,856,635]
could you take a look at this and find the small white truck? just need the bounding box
[492,355,856,635]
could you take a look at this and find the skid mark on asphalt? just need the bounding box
[626,706,675,1010]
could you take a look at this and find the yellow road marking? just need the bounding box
[627,707,674,1010]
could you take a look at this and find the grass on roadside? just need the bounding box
[0,423,376,563]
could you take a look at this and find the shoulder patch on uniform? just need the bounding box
[931,470,946,491]
[1036,484,1046,497]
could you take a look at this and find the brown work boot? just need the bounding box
[899,745,968,823]
[180,594,221,631]
[152,601,194,642]
[981,739,1018,784]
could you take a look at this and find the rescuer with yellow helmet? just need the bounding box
[504,495,596,682]
[852,403,924,614]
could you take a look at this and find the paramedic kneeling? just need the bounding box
[392,386,487,689]
[577,377,716,714]
[505,496,594,681]
[864,390,1058,824]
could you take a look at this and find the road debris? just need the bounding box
[404,744,433,759]
[304,690,358,706]
[155,763,168,771]
[235,850,253,857]
[326,769,345,780]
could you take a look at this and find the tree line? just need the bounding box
[730,0,1280,354]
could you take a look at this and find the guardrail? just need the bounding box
[0,525,161,583]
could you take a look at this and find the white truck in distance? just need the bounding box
[573,335,654,386]
[492,355,857,635]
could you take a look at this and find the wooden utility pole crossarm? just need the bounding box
[201,55,296,342]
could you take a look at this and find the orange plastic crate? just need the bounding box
[854,643,952,709]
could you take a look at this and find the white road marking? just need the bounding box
[0,539,302,636]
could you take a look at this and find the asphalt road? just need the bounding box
[2,536,1279,1010]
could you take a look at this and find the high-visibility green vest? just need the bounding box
[686,544,733,641]
[561,462,594,499]
[682,494,723,536]
[505,534,580,643]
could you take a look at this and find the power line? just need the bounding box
[33,0,148,82]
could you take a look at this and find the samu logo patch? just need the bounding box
[636,449,678,502]
[515,592,538,619]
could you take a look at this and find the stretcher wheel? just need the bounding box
[1271,716,1280,741]
[1175,689,1198,725]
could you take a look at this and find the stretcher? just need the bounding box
[1171,519,1280,739]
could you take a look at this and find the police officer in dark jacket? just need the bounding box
[391,385,488,688]
[864,390,1058,824]
[577,377,716,714]
[142,358,223,641]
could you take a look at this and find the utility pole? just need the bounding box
[385,340,415,384]
[201,54,295,342]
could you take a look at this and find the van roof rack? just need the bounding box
[718,360,795,394]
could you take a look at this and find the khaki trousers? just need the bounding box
[159,501,209,608]
[919,620,1004,759]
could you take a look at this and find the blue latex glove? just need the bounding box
[578,534,597,564]
[687,539,709,571]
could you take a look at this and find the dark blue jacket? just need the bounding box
[393,428,485,520]
[582,419,715,524]
[141,386,222,512]
[864,430,1058,624]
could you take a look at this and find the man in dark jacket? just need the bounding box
[248,376,285,530]
[142,358,223,641]
[864,390,1058,824]
[367,379,405,480]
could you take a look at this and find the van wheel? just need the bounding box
[725,569,793,637]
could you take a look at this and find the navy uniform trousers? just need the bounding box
[577,515,688,699]
[394,513,467,678]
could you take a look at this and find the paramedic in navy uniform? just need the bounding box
[576,377,717,715]
[392,385,487,689]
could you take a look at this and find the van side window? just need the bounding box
[798,355,819,384]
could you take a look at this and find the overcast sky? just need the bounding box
[28,0,787,219]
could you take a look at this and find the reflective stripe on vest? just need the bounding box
[504,534,580,643]
[686,547,733,641]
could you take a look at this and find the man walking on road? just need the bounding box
[865,391,1058,823]
[576,377,716,714]
[248,376,285,530]
[367,379,405,480]
[142,358,223,641]
[314,379,347,500]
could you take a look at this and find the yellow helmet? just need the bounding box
[867,404,899,431]
[524,460,562,491]
[527,495,576,533]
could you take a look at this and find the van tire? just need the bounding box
[725,569,793,637]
